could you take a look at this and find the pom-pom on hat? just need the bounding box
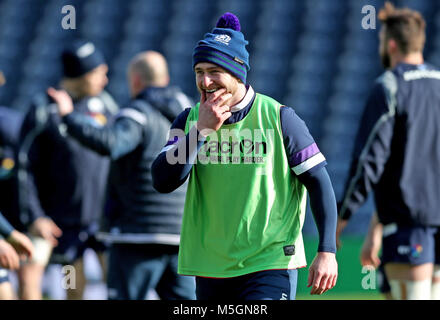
[62,39,106,78]
[193,12,250,83]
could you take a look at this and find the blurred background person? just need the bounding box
[17,39,119,300]
[48,50,195,300]
[0,70,34,300]
[337,2,440,300]
[0,70,26,256]
[0,212,34,299]
[359,211,392,300]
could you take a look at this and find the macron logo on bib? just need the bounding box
[214,34,231,45]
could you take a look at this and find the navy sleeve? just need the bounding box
[280,107,327,175]
[152,108,206,193]
[296,167,337,253]
[63,109,144,160]
[339,82,393,220]
[280,107,337,253]
[0,212,14,238]
[0,106,23,147]
[17,104,50,225]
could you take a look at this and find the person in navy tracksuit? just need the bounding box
[337,2,440,300]
[18,39,118,300]
[48,51,196,300]
[0,76,34,299]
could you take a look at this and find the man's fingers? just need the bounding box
[47,87,63,102]
[331,274,338,289]
[21,241,34,259]
[309,271,323,294]
[200,90,230,109]
[361,254,380,268]
[318,275,330,295]
[218,104,231,114]
[51,223,63,237]
[206,88,227,102]
[336,237,343,250]
[48,236,58,247]
[360,255,371,266]
[47,87,57,97]
[309,272,337,295]
[9,251,19,270]
[41,231,58,247]
[373,256,381,268]
[212,93,232,109]
[220,112,232,122]
[200,90,206,105]
[324,274,338,293]
[307,269,314,288]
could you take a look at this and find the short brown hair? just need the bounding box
[378,1,426,54]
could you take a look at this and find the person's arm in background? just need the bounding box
[0,213,14,239]
[0,238,19,270]
[360,211,382,268]
[48,88,145,161]
[280,106,338,295]
[63,110,144,160]
[337,78,395,238]
[17,100,62,247]
[48,86,204,191]
[0,212,34,262]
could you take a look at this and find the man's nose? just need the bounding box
[201,74,213,88]
[102,74,109,86]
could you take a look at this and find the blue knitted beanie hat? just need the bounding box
[62,39,106,78]
[193,12,250,83]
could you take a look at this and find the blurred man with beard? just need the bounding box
[337,2,440,300]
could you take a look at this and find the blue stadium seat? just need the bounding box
[328,93,368,119]
[173,0,216,16]
[106,77,130,106]
[287,72,331,98]
[250,74,284,102]
[399,0,435,16]
[291,53,336,75]
[253,33,297,56]
[252,52,290,75]
[296,33,340,56]
[83,0,126,17]
[260,0,302,16]
[0,40,25,61]
[322,114,362,140]
[123,18,165,39]
[129,0,171,17]
[337,52,380,77]
[332,72,373,97]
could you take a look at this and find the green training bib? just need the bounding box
[179,93,307,277]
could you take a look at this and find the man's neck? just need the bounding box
[391,52,424,68]
[229,83,247,108]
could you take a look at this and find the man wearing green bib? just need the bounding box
[152,13,338,300]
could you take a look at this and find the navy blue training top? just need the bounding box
[339,63,440,227]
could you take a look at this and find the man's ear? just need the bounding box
[131,72,144,92]
[387,38,399,55]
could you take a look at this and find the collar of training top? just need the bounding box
[230,85,254,113]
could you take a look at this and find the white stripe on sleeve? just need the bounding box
[292,152,326,175]
[160,144,177,153]
[115,108,147,125]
